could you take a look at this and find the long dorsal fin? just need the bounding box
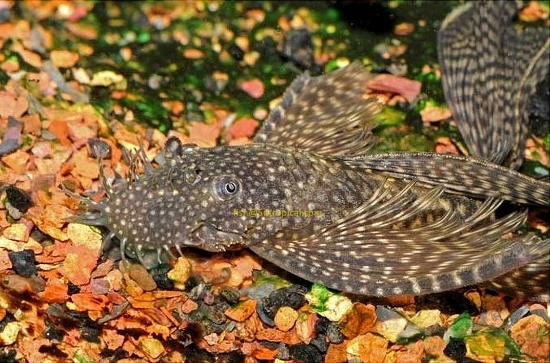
[254,62,382,156]
[345,152,550,205]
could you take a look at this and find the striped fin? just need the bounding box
[345,152,550,206]
[250,183,545,296]
[255,61,382,156]
[485,252,550,302]
[438,0,550,168]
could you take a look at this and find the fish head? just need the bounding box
[101,137,312,257]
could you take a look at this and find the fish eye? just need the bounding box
[225,182,237,194]
[214,176,241,200]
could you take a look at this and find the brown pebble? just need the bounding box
[225,299,257,322]
[295,312,317,344]
[128,264,157,292]
[340,303,377,338]
[325,343,348,363]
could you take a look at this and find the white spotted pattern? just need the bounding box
[69,43,549,299]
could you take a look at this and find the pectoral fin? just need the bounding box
[250,183,547,297]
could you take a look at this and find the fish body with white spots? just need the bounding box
[71,55,549,299]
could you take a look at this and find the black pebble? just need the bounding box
[219,287,241,305]
[80,325,101,343]
[314,315,343,344]
[529,72,549,138]
[0,312,15,330]
[444,337,466,361]
[0,349,18,363]
[256,298,275,326]
[218,350,245,363]
[423,323,446,337]
[38,345,69,359]
[5,185,33,212]
[8,249,37,277]
[289,343,323,363]
[325,321,345,344]
[261,284,308,320]
[186,274,205,291]
[416,291,478,316]
[406,109,424,132]
[29,227,51,243]
[276,343,291,360]
[67,282,81,295]
[150,264,174,290]
[188,302,228,336]
[310,333,328,353]
[0,7,10,24]
[43,321,65,341]
[99,347,127,361]
[227,43,245,61]
[260,341,279,350]
[314,316,330,335]
[182,345,215,363]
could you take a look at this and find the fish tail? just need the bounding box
[250,232,546,297]
[438,0,550,167]
[485,252,550,302]
[394,235,543,297]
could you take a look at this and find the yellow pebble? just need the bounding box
[274,306,299,332]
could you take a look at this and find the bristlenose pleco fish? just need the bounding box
[67,1,549,300]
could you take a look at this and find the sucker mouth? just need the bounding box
[188,221,248,252]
